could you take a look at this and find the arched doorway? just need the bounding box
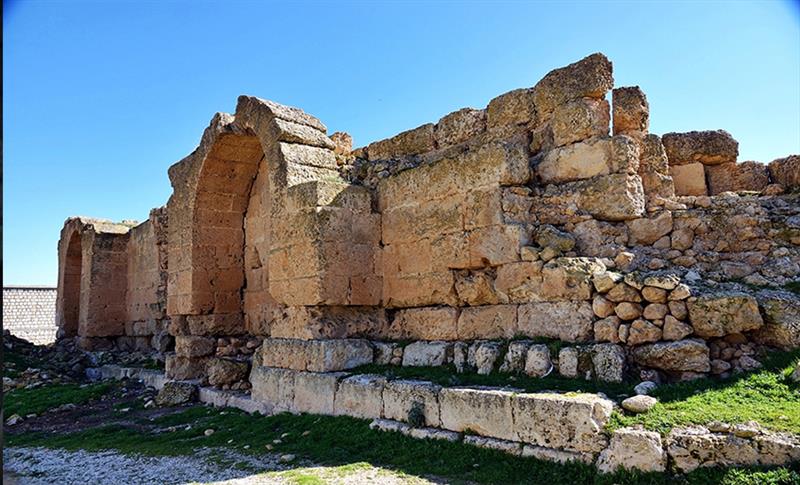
[61,230,83,337]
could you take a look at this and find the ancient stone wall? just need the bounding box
[3,287,57,344]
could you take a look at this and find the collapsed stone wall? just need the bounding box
[3,287,58,344]
[58,53,800,466]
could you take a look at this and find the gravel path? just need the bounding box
[3,447,440,484]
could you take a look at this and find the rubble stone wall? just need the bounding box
[3,287,58,344]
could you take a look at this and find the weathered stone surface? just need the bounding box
[513,392,613,453]
[382,379,441,427]
[537,136,638,184]
[615,302,643,321]
[155,381,198,407]
[522,445,594,464]
[632,339,710,372]
[768,155,800,190]
[175,336,214,358]
[621,395,657,413]
[670,162,707,196]
[533,53,614,119]
[499,340,531,374]
[293,371,346,415]
[334,374,386,419]
[662,130,738,166]
[367,123,435,161]
[663,315,693,341]
[517,301,594,342]
[457,305,517,340]
[440,387,516,441]
[592,295,615,318]
[612,86,649,136]
[249,366,296,413]
[206,358,249,386]
[667,426,771,473]
[550,98,609,147]
[486,88,536,131]
[626,211,673,246]
[435,108,486,147]
[464,435,522,455]
[390,307,458,341]
[594,316,621,343]
[402,341,452,367]
[627,319,662,345]
[597,428,666,474]
[260,338,374,372]
[592,343,625,382]
[706,161,771,194]
[524,344,553,377]
[165,354,208,380]
[687,292,763,338]
[455,270,502,306]
[535,225,576,252]
[577,173,646,221]
[750,290,800,350]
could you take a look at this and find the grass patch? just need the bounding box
[784,281,800,296]
[351,363,635,398]
[4,382,112,416]
[610,349,800,435]
[8,402,799,484]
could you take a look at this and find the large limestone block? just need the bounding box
[495,261,544,303]
[512,392,613,453]
[367,123,435,161]
[626,211,673,246]
[435,108,486,147]
[612,86,649,136]
[468,224,527,267]
[532,53,614,120]
[457,305,517,340]
[382,379,442,427]
[486,88,536,131]
[249,366,296,413]
[768,155,800,190]
[577,173,646,221]
[378,139,530,211]
[402,341,453,367]
[260,338,374,372]
[750,290,800,350]
[174,336,215,358]
[439,387,516,441]
[537,135,638,184]
[631,339,710,372]
[662,130,739,166]
[670,162,707,196]
[550,98,609,147]
[389,307,459,341]
[667,426,762,473]
[165,354,208,380]
[334,374,387,419]
[597,428,666,474]
[687,292,763,338]
[540,257,606,301]
[517,301,594,342]
[293,371,347,415]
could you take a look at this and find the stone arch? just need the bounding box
[165,97,345,330]
[58,227,83,337]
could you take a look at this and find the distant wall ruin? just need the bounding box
[3,287,57,344]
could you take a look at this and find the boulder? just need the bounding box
[402,341,453,367]
[524,344,553,377]
[687,292,763,338]
[621,395,657,413]
[750,290,800,350]
[597,428,666,474]
[631,339,710,372]
[533,53,614,120]
[435,108,486,147]
[535,225,576,252]
[206,358,249,386]
[626,211,673,246]
[591,343,626,382]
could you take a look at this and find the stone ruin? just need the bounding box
[56,53,800,472]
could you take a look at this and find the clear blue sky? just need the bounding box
[4,1,799,286]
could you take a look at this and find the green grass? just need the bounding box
[351,363,635,398]
[7,402,799,484]
[610,349,800,435]
[784,281,800,296]
[4,382,112,416]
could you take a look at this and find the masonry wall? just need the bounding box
[3,287,58,344]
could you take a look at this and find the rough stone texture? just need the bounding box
[662,130,739,166]
[750,290,800,350]
[631,339,711,372]
[389,307,458,341]
[439,387,516,441]
[591,343,625,382]
[293,371,346,415]
[687,292,763,338]
[670,162,707,196]
[259,338,373,372]
[612,86,649,136]
[206,358,249,386]
[382,380,442,427]
[537,135,637,184]
[518,301,594,342]
[597,428,666,474]
[155,381,198,407]
[768,155,800,190]
[249,366,296,413]
[402,341,453,367]
[513,392,613,453]
[532,52,614,120]
[334,374,387,419]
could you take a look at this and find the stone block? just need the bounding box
[577,173,646,221]
[591,343,625,383]
[382,379,442,427]
[532,53,614,120]
[512,392,613,453]
[165,354,208,380]
[486,88,536,130]
[612,86,649,135]
[457,305,517,340]
[389,306,459,341]
[439,387,516,441]
[626,211,673,246]
[464,435,522,455]
[293,371,347,415]
[334,374,387,419]
[662,130,738,166]
[436,108,486,147]
[537,135,638,184]
[402,341,453,367]
[260,338,373,372]
[494,261,544,303]
[206,358,249,386]
[687,292,763,338]
[521,445,593,464]
[750,290,800,350]
[517,301,594,342]
[597,428,666,474]
[550,98,609,147]
[631,339,710,372]
[454,269,502,306]
[367,123,435,161]
[249,366,296,413]
[670,162,707,196]
[768,155,800,190]
[468,224,526,267]
[540,257,605,301]
[174,335,215,358]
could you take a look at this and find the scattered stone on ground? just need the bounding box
[621,395,658,413]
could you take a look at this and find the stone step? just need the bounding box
[257,338,374,372]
